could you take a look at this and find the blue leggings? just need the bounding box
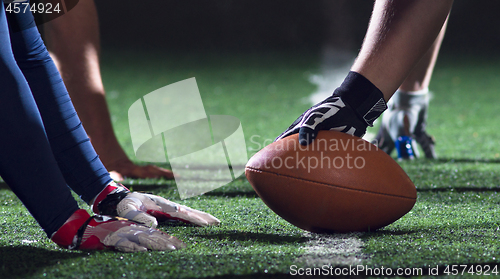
[0,2,112,237]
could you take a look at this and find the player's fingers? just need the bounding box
[275,126,300,142]
[117,197,158,228]
[126,211,158,228]
[164,208,212,227]
[275,112,306,142]
[105,226,185,251]
[179,207,221,226]
[146,207,212,227]
[143,194,220,226]
[136,229,186,251]
[298,126,316,146]
[112,239,148,253]
[102,227,150,252]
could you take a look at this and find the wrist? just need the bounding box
[90,182,130,215]
[51,209,91,249]
[334,71,387,127]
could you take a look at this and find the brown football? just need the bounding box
[245,131,416,233]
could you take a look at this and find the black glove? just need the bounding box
[276,71,387,146]
[275,95,368,145]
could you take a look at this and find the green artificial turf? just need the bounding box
[1,51,500,278]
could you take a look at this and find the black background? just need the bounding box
[94,0,500,54]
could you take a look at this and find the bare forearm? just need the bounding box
[352,0,453,100]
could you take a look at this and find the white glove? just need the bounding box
[117,192,221,228]
[92,182,220,228]
[52,209,186,252]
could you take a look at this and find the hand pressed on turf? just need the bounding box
[92,182,221,228]
[52,209,186,252]
[118,192,221,228]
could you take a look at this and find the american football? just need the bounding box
[245,131,417,233]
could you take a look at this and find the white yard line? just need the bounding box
[297,232,369,267]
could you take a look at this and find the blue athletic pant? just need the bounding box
[0,1,112,237]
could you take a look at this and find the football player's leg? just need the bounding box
[43,0,174,180]
[1,5,185,251]
[375,18,447,158]
[7,1,112,203]
[278,0,453,145]
[0,2,80,238]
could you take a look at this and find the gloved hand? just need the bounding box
[91,182,220,228]
[51,209,186,252]
[373,89,436,159]
[117,192,221,227]
[275,95,368,145]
